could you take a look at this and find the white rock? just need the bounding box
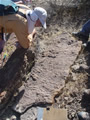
[6,118,10,120]
[10,115,17,120]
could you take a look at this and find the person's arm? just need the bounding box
[28,28,36,39]
[27,29,37,46]
[32,28,37,38]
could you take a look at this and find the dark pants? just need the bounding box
[81,20,90,37]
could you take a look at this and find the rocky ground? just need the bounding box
[0,0,90,120]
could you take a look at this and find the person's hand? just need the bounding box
[32,29,37,38]
[27,34,33,46]
[33,32,37,39]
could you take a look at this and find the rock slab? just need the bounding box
[13,32,82,113]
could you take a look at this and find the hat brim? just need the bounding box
[43,22,47,29]
[39,18,47,29]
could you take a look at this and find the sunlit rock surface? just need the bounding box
[13,32,82,113]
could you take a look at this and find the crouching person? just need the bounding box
[0,4,47,53]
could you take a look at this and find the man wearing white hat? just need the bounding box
[0,3,47,53]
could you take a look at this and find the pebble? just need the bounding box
[6,118,10,120]
[10,115,17,120]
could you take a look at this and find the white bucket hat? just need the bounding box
[26,10,38,33]
[34,7,47,29]
[26,7,47,34]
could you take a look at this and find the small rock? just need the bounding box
[10,115,17,120]
[64,97,68,101]
[68,114,72,119]
[0,91,7,97]
[58,104,60,108]
[71,72,77,81]
[77,111,90,120]
[71,64,80,72]
[83,89,90,97]
[79,64,88,71]
[6,118,10,120]
[71,112,75,118]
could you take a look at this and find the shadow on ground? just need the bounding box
[0,48,35,116]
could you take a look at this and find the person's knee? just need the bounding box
[18,37,32,49]
[22,43,29,49]
[17,39,29,49]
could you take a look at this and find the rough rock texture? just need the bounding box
[13,32,82,113]
[20,107,38,120]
